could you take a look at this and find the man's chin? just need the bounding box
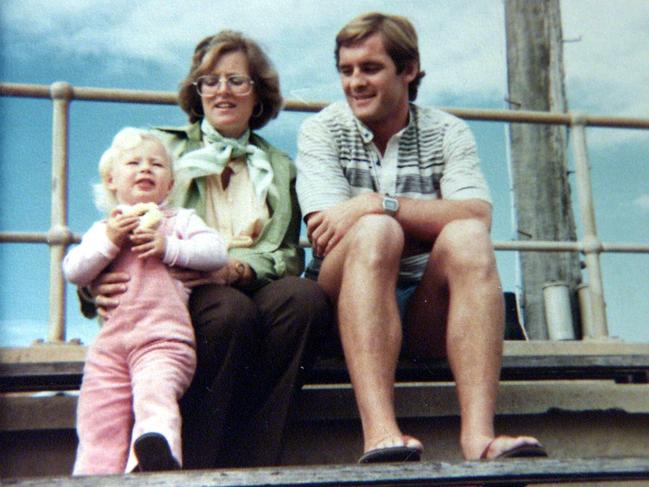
[350,104,377,124]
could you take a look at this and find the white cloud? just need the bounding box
[633,194,649,212]
[1,1,506,102]
[561,0,649,117]
[2,0,647,138]
[560,0,649,148]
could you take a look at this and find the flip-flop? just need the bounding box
[133,432,181,472]
[495,443,548,459]
[481,438,548,460]
[358,445,421,464]
[480,439,547,487]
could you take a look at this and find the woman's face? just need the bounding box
[200,50,257,139]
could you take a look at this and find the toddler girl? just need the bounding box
[63,127,228,474]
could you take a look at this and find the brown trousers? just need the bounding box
[180,276,332,468]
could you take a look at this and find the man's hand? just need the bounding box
[307,193,381,256]
[130,229,167,259]
[106,209,139,247]
[90,271,130,319]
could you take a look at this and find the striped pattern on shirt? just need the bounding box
[296,101,492,281]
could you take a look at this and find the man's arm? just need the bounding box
[305,192,383,256]
[306,195,491,257]
[297,113,381,256]
[394,197,492,243]
[392,114,493,249]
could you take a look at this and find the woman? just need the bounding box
[90,30,331,469]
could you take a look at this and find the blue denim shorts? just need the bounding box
[306,257,418,323]
[396,281,418,322]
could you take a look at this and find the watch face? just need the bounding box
[383,197,398,213]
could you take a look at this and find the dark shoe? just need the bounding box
[133,432,180,472]
[358,445,421,463]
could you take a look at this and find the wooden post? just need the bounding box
[505,0,581,339]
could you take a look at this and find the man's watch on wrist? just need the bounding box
[382,194,399,217]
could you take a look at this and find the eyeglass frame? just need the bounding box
[193,74,255,97]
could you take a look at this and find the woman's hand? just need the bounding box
[130,229,167,259]
[170,260,254,288]
[90,271,130,319]
[212,260,255,286]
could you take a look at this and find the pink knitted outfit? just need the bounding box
[63,208,226,474]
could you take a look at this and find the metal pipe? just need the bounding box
[2,81,648,345]
[3,82,649,129]
[601,243,649,253]
[571,116,609,338]
[493,241,581,251]
[47,82,73,343]
[3,230,648,253]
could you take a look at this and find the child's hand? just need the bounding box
[106,209,139,247]
[130,228,167,259]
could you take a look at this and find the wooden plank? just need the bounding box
[2,354,649,392]
[3,458,649,486]
[311,354,649,384]
[0,362,83,392]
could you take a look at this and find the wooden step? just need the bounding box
[3,457,649,486]
[2,353,649,393]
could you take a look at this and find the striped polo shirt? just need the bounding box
[296,101,492,281]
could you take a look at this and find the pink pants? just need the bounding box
[73,250,195,475]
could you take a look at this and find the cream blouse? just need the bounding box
[202,157,270,249]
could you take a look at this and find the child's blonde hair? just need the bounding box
[93,128,173,213]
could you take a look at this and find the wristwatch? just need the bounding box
[382,194,399,217]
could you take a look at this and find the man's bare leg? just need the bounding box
[407,219,543,459]
[318,215,422,454]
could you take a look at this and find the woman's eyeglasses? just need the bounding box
[193,75,255,97]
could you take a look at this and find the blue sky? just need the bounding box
[1,0,648,346]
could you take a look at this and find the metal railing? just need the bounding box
[2,81,649,344]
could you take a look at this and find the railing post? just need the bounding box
[570,114,609,338]
[47,82,73,343]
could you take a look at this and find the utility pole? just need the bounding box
[505,0,581,339]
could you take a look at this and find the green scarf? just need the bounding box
[172,119,274,213]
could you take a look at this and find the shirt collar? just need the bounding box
[350,103,417,145]
[352,116,375,144]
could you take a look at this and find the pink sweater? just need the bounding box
[63,207,227,309]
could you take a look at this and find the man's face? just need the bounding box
[338,33,415,130]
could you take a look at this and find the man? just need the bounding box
[296,12,547,463]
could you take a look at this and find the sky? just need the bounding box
[0,0,648,347]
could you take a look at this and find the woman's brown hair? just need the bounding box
[178,30,283,130]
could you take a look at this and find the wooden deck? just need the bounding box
[3,458,649,486]
[2,352,649,393]
[2,341,649,483]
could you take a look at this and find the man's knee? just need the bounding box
[435,219,495,273]
[347,215,404,268]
